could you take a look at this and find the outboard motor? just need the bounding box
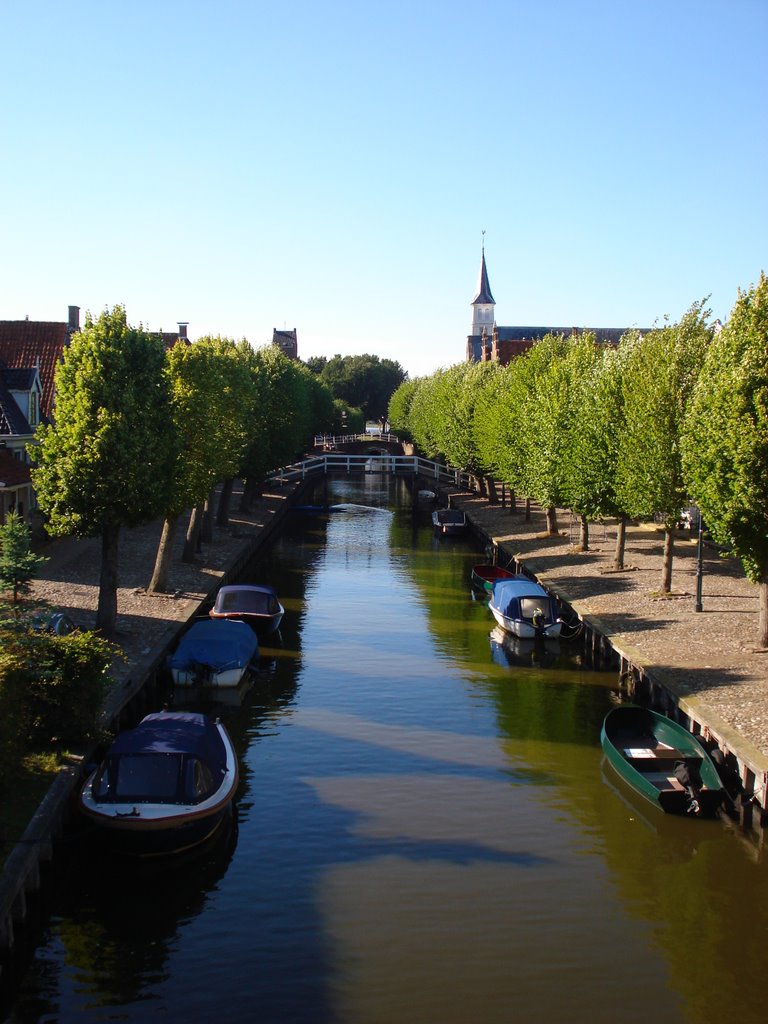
[674,759,702,815]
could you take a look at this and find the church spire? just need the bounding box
[472,244,495,305]
[470,235,495,346]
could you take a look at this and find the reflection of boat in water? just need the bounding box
[601,705,724,817]
[489,626,560,668]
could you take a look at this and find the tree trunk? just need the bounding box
[613,516,627,571]
[148,515,178,593]
[525,497,531,521]
[759,578,768,649]
[487,478,498,505]
[509,490,517,514]
[579,514,589,551]
[183,505,203,562]
[201,489,215,544]
[545,506,559,535]
[661,526,674,593]
[96,524,119,636]
[216,479,234,528]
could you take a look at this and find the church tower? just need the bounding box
[471,244,496,341]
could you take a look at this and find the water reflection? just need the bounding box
[5,476,768,1024]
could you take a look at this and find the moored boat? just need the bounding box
[600,704,724,817]
[168,619,259,688]
[471,563,516,592]
[79,711,239,856]
[432,508,467,535]
[488,577,562,639]
[209,584,284,634]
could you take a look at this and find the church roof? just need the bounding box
[471,248,495,305]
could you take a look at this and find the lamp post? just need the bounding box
[694,509,704,613]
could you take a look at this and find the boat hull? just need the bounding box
[601,705,724,817]
[489,605,563,639]
[471,564,516,592]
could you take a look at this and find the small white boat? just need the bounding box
[168,619,259,688]
[488,578,562,639]
[209,584,284,634]
[79,711,239,856]
[432,508,467,535]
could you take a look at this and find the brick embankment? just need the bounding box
[447,490,768,794]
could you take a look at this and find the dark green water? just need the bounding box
[3,476,767,1023]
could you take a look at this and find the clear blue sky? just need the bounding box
[2,0,766,378]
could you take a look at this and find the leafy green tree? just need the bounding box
[616,303,712,592]
[682,273,768,645]
[505,334,571,534]
[566,340,635,568]
[148,336,254,590]
[388,378,421,441]
[238,346,316,507]
[0,511,48,605]
[30,306,175,634]
[311,354,407,425]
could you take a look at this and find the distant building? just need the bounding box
[466,248,647,365]
[272,328,298,360]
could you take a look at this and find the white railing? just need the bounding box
[267,453,473,490]
[312,432,401,447]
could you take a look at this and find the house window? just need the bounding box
[29,391,39,426]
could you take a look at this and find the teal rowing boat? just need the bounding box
[601,705,724,817]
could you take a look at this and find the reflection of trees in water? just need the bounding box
[49,816,238,1013]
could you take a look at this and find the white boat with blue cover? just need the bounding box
[168,618,259,688]
[488,577,563,639]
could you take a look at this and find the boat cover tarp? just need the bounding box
[491,578,550,616]
[168,619,258,672]
[110,712,226,764]
[215,585,279,615]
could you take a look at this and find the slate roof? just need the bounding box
[0,320,70,420]
[471,249,495,305]
[0,375,32,435]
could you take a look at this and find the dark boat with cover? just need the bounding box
[79,711,239,856]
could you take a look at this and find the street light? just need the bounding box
[694,509,704,612]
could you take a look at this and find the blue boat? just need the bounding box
[79,711,239,856]
[168,618,259,688]
[489,577,563,639]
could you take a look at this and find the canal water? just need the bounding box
[3,476,767,1024]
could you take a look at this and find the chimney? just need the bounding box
[178,322,189,340]
[68,306,80,332]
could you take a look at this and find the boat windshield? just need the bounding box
[519,597,550,622]
[94,752,221,804]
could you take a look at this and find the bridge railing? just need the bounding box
[313,432,400,447]
[267,453,474,490]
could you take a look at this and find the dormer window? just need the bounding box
[29,390,39,427]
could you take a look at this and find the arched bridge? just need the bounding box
[312,432,405,456]
[269,446,474,490]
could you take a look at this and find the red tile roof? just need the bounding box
[0,320,70,420]
[0,449,32,486]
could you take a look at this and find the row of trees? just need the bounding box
[389,274,768,646]
[305,354,407,427]
[30,306,338,635]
